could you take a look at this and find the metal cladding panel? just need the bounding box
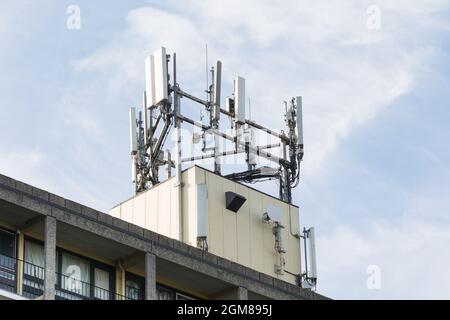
[286,206,301,279]
[133,192,146,227]
[248,188,264,272]
[296,96,303,146]
[197,184,208,237]
[222,179,238,262]
[199,168,300,284]
[153,47,168,105]
[261,196,278,275]
[145,55,156,107]
[235,184,251,267]
[121,197,134,222]
[185,170,198,246]
[157,180,172,237]
[266,204,282,223]
[145,187,159,232]
[235,76,246,123]
[170,184,180,239]
[207,173,224,256]
[289,205,300,236]
[129,108,137,154]
[109,205,121,219]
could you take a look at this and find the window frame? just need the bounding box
[56,247,116,300]
[0,227,17,293]
[124,273,198,300]
[22,236,45,299]
[125,272,145,300]
[156,282,198,300]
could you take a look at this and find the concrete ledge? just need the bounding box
[49,193,65,207]
[32,188,49,202]
[0,175,15,189]
[81,206,99,220]
[15,181,33,195]
[65,199,82,214]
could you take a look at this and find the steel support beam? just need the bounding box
[176,114,290,167]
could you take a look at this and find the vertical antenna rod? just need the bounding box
[173,52,183,240]
[213,60,222,174]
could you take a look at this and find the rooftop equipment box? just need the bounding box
[110,166,302,285]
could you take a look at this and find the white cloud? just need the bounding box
[0,146,50,190]
[318,217,450,299]
[58,88,105,141]
[0,144,113,211]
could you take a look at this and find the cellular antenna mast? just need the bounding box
[129,47,304,203]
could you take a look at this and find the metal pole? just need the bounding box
[173,53,183,241]
[177,88,209,106]
[181,143,280,163]
[213,110,220,173]
[213,61,222,175]
[176,114,290,167]
[280,140,290,202]
[245,119,290,143]
[165,150,172,178]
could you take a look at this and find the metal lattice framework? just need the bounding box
[129,47,304,204]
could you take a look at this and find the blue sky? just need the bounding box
[1,0,450,299]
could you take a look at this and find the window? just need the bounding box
[61,252,91,297]
[94,268,110,300]
[124,273,196,300]
[157,285,173,300]
[125,273,144,300]
[57,249,115,300]
[157,284,196,300]
[0,229,15,258]
[24,240,44,278]
[125,279,141,300]
[23,239,45,298]
[0,228,16,293]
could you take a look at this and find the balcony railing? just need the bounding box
[56,273,129,300]
[125,285,143,300]
[0,254,44,299]
[0,254,191,300]
[0,254,134,300]
[22,259,45,299]
[0,254,16,294]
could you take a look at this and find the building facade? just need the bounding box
[0,171,327,300]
